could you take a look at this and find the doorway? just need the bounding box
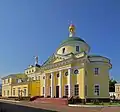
[56,86,59,98]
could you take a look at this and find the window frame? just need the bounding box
[94,68,99,75]
[85,85,87,96]
[76,46,79,52]
[24,88,27,96]
[74,84,79,96]
[94,84,100,96]
[13,89,15,96]
[18,88,21,96]
[4,90,5,96]
[65,85,69,96]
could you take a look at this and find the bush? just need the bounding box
[93,99,100,105]
[68,96,81,104]
[47,95,51,98]
[62,96,68,98]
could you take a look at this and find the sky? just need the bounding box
[0,0,120,80]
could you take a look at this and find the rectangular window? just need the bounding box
[74,84,79,96]
[65,85,68,96]
[43,87,44,95]
[85,85,87,96]
[7,90,9,96]
[4,91,5,96]
[13,89,15,96]
[76,46,79,52]
[94,85,100,96]
[24,88,26,96]
[94,68,99,75]
[18,88,20,96]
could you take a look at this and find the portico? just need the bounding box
[43,66,73,98]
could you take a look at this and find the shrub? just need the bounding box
[62,96,68,98]
[47,95,51,98]
[93,99,100,105]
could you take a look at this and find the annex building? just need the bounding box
[1,24,112,102]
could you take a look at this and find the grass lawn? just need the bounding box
[86,102,120,106]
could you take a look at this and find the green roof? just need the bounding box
[42,37,87,67]
[60,37,86,47]
[1,73,26,79]
[88,55,110,61]
[42,54,55,66]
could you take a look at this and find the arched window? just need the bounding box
[62,48,65,54]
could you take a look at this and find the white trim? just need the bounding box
[43,73,46,97]
[50,72,54,98]
[68,68,72,97]
[45,66,71,73]
[59,71,62,98]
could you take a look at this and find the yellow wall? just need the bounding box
[12,84,28,97]
[1,58,110,99]
[2,85,12,97]
[29,80,40,97]
[86,62,109,98]
[71,62,85,98]
[115,84,120,99]
[57,46,74,55]
[2,77,12,97]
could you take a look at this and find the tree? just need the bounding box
[109,78,117,92]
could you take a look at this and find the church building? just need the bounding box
[1,24,112,102]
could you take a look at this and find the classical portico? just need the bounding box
[43,67,73,98]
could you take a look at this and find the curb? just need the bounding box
[68,104,120,108]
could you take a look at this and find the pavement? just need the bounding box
[0,100,120,112]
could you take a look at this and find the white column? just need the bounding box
[68,68,72,97]
[59,71,62,98]
[51,72,54,98]
[44,74,47,97]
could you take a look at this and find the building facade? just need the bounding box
[2,24,112,101]
[115,83,120,99]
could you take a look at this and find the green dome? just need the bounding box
[60,37,86,46]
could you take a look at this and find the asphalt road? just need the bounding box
[0,102,56,112]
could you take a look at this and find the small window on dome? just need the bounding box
[62,48,65,54]
[76,46,79,52]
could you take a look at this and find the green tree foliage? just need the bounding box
[109,78,117,92]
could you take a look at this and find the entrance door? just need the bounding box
[56,86,59,98]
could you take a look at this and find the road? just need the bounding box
[0,102,56,112]
[0,100,120,112]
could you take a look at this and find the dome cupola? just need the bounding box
[56,24,90,55]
